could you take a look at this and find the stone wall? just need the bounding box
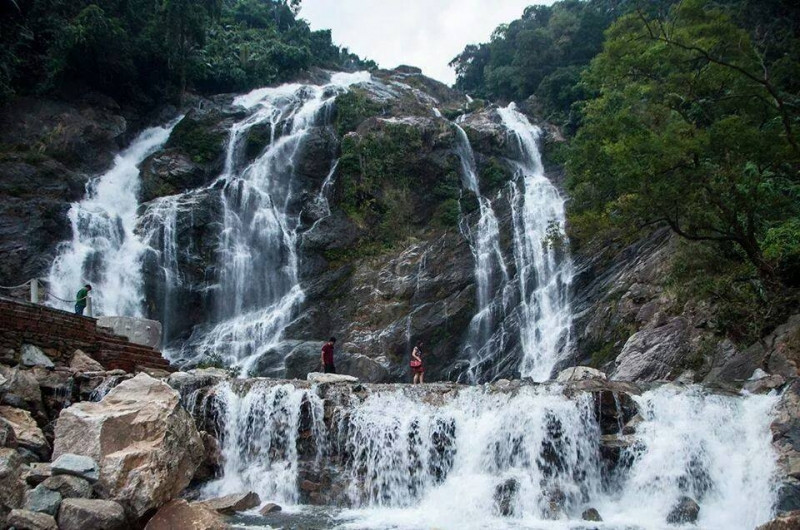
[0,298,171,372]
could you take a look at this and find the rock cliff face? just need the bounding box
[2,67,796,387]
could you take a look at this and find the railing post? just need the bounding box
[86,295,93,317]
[30,279,38,304]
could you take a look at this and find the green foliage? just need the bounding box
[167,116,225,164]
[338,123,424,241]
[333,90,381,137]
[478,157,511,192]
[567,0,800,288]
[434,198,461,228]
[0,0,374,106]
[450,0,623,122]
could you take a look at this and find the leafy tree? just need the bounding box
[567,0,800,286]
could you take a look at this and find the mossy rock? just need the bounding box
[333,89,382,137]
[167,113,227,165]
[243,122,272,161]
[479,156,512,192]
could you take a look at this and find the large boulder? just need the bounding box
[0,406,49,459]
[556,366,607,382]
[52,374,203,520]
[144,499,229,530]
[612,317,689,381]
[57,498,126,530]
[0,417,18,448]
[666,496,700,525]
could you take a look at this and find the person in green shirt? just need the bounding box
[75,284,92,315]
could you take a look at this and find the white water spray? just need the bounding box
[47,121,179,315]
[203,382,778,530]
[498,104,574,381]
[452,122,509,382]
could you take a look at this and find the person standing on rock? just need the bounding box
[410,341,425,384]
[74,284,92,315]
[321,337,336,374]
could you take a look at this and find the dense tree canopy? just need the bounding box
[567,0,800,287]
[449,0,626,122]
[0,0,374,106]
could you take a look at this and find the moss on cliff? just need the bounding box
[167,115,226,165]
[333,90,382,137]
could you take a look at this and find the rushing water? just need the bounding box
[47,121,179,315]
[202,382,777,530]
[452,122,509,382]
[499,104,574,381]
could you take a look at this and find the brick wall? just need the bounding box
[0,298,172,372]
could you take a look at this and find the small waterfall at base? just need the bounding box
[498,104,574,381]
[204,383,777,530]
[47,121,179,315]
[203,381,326,504]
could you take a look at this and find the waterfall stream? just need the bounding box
[498,104,574,381]
[47,121,180,315]
[200,382,777,530]
[452,122,509,382]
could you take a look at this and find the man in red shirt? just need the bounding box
[321,337,336,373]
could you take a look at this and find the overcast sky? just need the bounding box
[299,0,556,86]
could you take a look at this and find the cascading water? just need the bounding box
[499,104,574,381]
[202,382,777,530]
[171,72,370,375]
[452,122,510,383]
[47,121,179,315]
[203,381,326,504]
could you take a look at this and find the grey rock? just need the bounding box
[613,317,689,381]
[24,484,61,515]
[41,475,93,499]
[51,454,100,483]
[198,491,260,514]
[97,316,162,349]
[0,366,43,413]
[57,498,126,530]
[556,366,607,382]
[69,350,105,373]
[20,345,54,369]
[23,463,51,486]
[0,416,18,448]
[493,477,518,516]
[259,503,282,515]
[756,511,800,530]
[7,508,58,530]
[306,373,358,384]
[666,495,700,525]
[0,447,26,518]
[0,406,48,459]
[143,499,228,530]
[283,342,326,379]
[582,508,603,522]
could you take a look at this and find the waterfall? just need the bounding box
[451,123,510,383]
[202,381,326,504]
[170,71,370,374]
[498,104,574,381]
[47,121,179,315]
[201,382,777,529]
